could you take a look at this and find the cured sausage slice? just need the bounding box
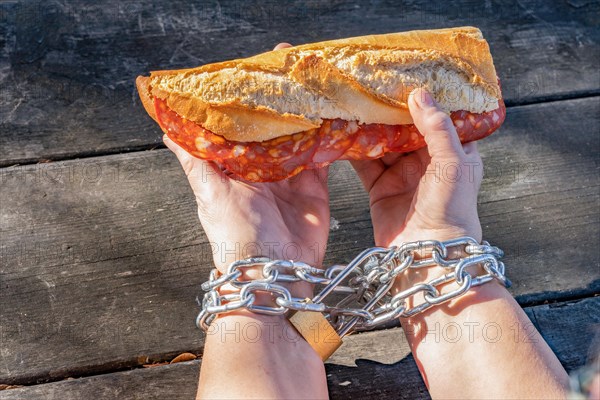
[154,97,506,182]
[342,99,506,160]
[452,101,506,142]
[312,120,359,166]
[155,98,320,180]
[221,130,320,181]
[154,99,244,162]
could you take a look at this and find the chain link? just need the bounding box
[196,237,510,336]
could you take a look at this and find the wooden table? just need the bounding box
[1,1,599,398]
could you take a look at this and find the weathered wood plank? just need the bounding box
[1,0,599,165]
[477,97,600,305]
[524,297,600,372]
[0,97,598,384]
[1,297,597,400]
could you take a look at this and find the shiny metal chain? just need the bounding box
[196,237,510,337]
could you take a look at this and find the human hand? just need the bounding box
[185,44,329,400]
[351,88,484,296]
[351,88,483,249]
[164,44,329,299]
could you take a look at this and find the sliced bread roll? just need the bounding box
[136,26,501,142]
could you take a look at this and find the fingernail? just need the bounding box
[418,89,435,107]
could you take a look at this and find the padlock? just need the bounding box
[289,299,343,361]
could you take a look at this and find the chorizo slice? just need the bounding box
[341,99,506,160]
[154,97,506,182]
[154,98,243,162]
[221,130,320,182]
[312,119,360,167]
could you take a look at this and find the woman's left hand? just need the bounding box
[164,134,330,297]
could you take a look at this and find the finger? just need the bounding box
[274,42,293,50]
[380,152,404,167]
[287,165,330,188]
[163,134,196,175]
[462,141,484,188]
[313,164,330,186]
[462,141,478,156]
[163,134,229,189]
[350,159,385,192]
[408,88,465,161]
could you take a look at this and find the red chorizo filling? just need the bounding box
[154,98,506,182]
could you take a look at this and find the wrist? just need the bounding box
[212,256,316,311]
[388,234,506,322]
[209,239,325,273]
[389,232,476,286]
[205,312,320,356]
[210,312,293,334]
[400,280,511,328]
[209,240,287,272]
[391,264,490,313]
[387,226,482,249]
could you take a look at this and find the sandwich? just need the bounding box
[136,26,505,182]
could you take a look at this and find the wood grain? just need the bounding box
[0,97,598,385]
[1,0,599,165]
[1,297,597,400]
[524,297,600,372]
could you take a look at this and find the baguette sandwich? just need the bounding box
[136,26,505,181]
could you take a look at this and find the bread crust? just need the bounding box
[137,27,501,142]
[136,76,156,122]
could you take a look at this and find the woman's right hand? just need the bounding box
[351,88,484,250]
[351,88,485,292]
[353,89,570,400]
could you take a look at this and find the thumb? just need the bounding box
[163,134,229,193]
[163,134,199,178]
[408,88,465,160]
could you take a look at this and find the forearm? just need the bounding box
[401,282,569,399]
[198,313,328,399]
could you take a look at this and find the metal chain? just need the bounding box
[196,237,510,337]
